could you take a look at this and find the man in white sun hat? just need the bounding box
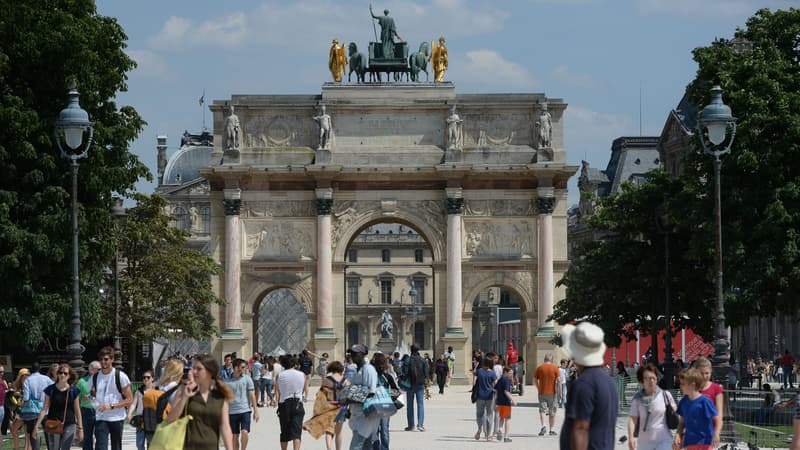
[558,322,617,450]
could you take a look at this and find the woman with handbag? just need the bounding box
[33,364,83,450]
[627,364,676,450]
[165,354,233,450]
[302,361,345,450]
[127,370,154,450]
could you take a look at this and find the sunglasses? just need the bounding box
[58,371,69,375]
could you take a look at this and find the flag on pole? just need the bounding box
[198,90,205,107]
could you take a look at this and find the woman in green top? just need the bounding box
[167,354,233,450]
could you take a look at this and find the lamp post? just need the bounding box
[655,194,675,389]
[110,197,127,370]
[697,85,737,442]
[55,81,94,373]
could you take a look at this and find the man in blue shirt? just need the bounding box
[21,363,53,450]
[559,322,617,450]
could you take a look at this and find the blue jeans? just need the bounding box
[372,417,390,450]
[263,379,274,402]
[349,431,374,450]
[81,407,96,450]
[94,420,124,450]
[475,398,494,436]
[406,385,425,428]
[135,427,146,450]
[783,366,794,387]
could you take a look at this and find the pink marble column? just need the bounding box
[223,189,242,334]
[315,195,334,336]
[445,193,465,334]
[536,195,556,335]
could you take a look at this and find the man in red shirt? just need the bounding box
[780,350,795,389]
[534,353,561,436]
[506,342,520,391]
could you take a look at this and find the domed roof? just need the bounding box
[162,131,214,186]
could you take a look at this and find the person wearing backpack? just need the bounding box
[404,345,429,432]
[126,371,153,450]
[88,347,132,450]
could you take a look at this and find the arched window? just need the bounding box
[173,207,188,230]
[414,322,425,348]
[200,207,211,233]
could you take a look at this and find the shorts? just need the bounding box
[497,405,511,419]
[229,412,252,434]
[278,398,304,442]
[538,394,557,415]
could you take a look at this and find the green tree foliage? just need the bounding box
[554,172,714,346]
[555,8,800,344]
[684,8,800,325]
[0,1,150,349]
[115,195,223,343]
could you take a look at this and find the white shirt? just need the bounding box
[90,368,131,422]
[276,368,305,403]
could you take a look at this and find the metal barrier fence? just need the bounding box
[614,377,797,449]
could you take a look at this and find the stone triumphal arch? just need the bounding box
[198,83,575,381]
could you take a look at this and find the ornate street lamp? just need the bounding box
[697,84,736,442]
[655,194,675,389]
[110,197,127,370]
[55,81,93,373]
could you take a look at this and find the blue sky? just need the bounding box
[96,0,792,206]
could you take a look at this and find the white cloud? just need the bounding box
[551,65,595,88]
[126,49,170,79]
[144,0,507,54]
[635,0,786,18]
[453,50,535,88]
[147,12,248,50]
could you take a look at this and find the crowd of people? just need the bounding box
[1,336,798,450]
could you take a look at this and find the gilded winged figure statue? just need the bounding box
[329,38,347,82]
[430,36,448,82]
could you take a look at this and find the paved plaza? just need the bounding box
[117,383,627,450]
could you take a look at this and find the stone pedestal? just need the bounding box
[312,332,338,362]
[439,334,468,384]
[376,338,396,356]
[530,334,558,384]
[220,331,246,359]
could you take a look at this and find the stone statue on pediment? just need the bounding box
[446,105,463,151]
[536,103,552,148]
[224,105,241,150]
[313,105,332,150]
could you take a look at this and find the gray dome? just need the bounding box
[162,143,213,185]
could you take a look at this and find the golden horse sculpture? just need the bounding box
[430,36,448,82]
[329,38,347,82]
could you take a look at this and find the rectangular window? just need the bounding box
[380,279,392,304]
[414,248,423,263]
[347,279,359,305]
[348,249,358,263]
[414,322,425,349]
[413,279,425,304]
[381,249,391,263]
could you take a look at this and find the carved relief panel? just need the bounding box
[463,220,535,258]
[243,220,316,260]
[462,112,532,147]
[243,114,315,148]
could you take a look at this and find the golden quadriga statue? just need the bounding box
[430,36,448,82]
[329,38,347,82]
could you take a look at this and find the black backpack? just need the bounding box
[91,369,123,397]
[409,355,426,385]
[155,385,179,425]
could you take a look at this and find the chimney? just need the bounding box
[157,135,167,185]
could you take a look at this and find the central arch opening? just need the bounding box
[343,221,435,356]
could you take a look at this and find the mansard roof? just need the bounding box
[161,131,214,186]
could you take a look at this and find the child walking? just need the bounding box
[495,366,517,443]
[674,368,721,450]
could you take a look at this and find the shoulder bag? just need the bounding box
[363,386,397,418]
[342,384,370,403]
[663,391,679,430]
[43,389,70,435]
[149,393,193,450]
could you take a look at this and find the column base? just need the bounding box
[311,330,339,361]
[529,335,559,385]
[220,329,246,358]
[535,325,557,337]
[439,333,468,385]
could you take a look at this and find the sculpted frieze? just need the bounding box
[463,113,531,147]
[244,115,313,148]
[464,199,533,217]
[243,221,316,260]
[464,221,534,257]
[332,200,380,247]
[242,201,315,218]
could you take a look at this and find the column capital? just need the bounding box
[223,198,241,216]
[445,197,465,215]
[315,198,334,215]
[536,196,556,215]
